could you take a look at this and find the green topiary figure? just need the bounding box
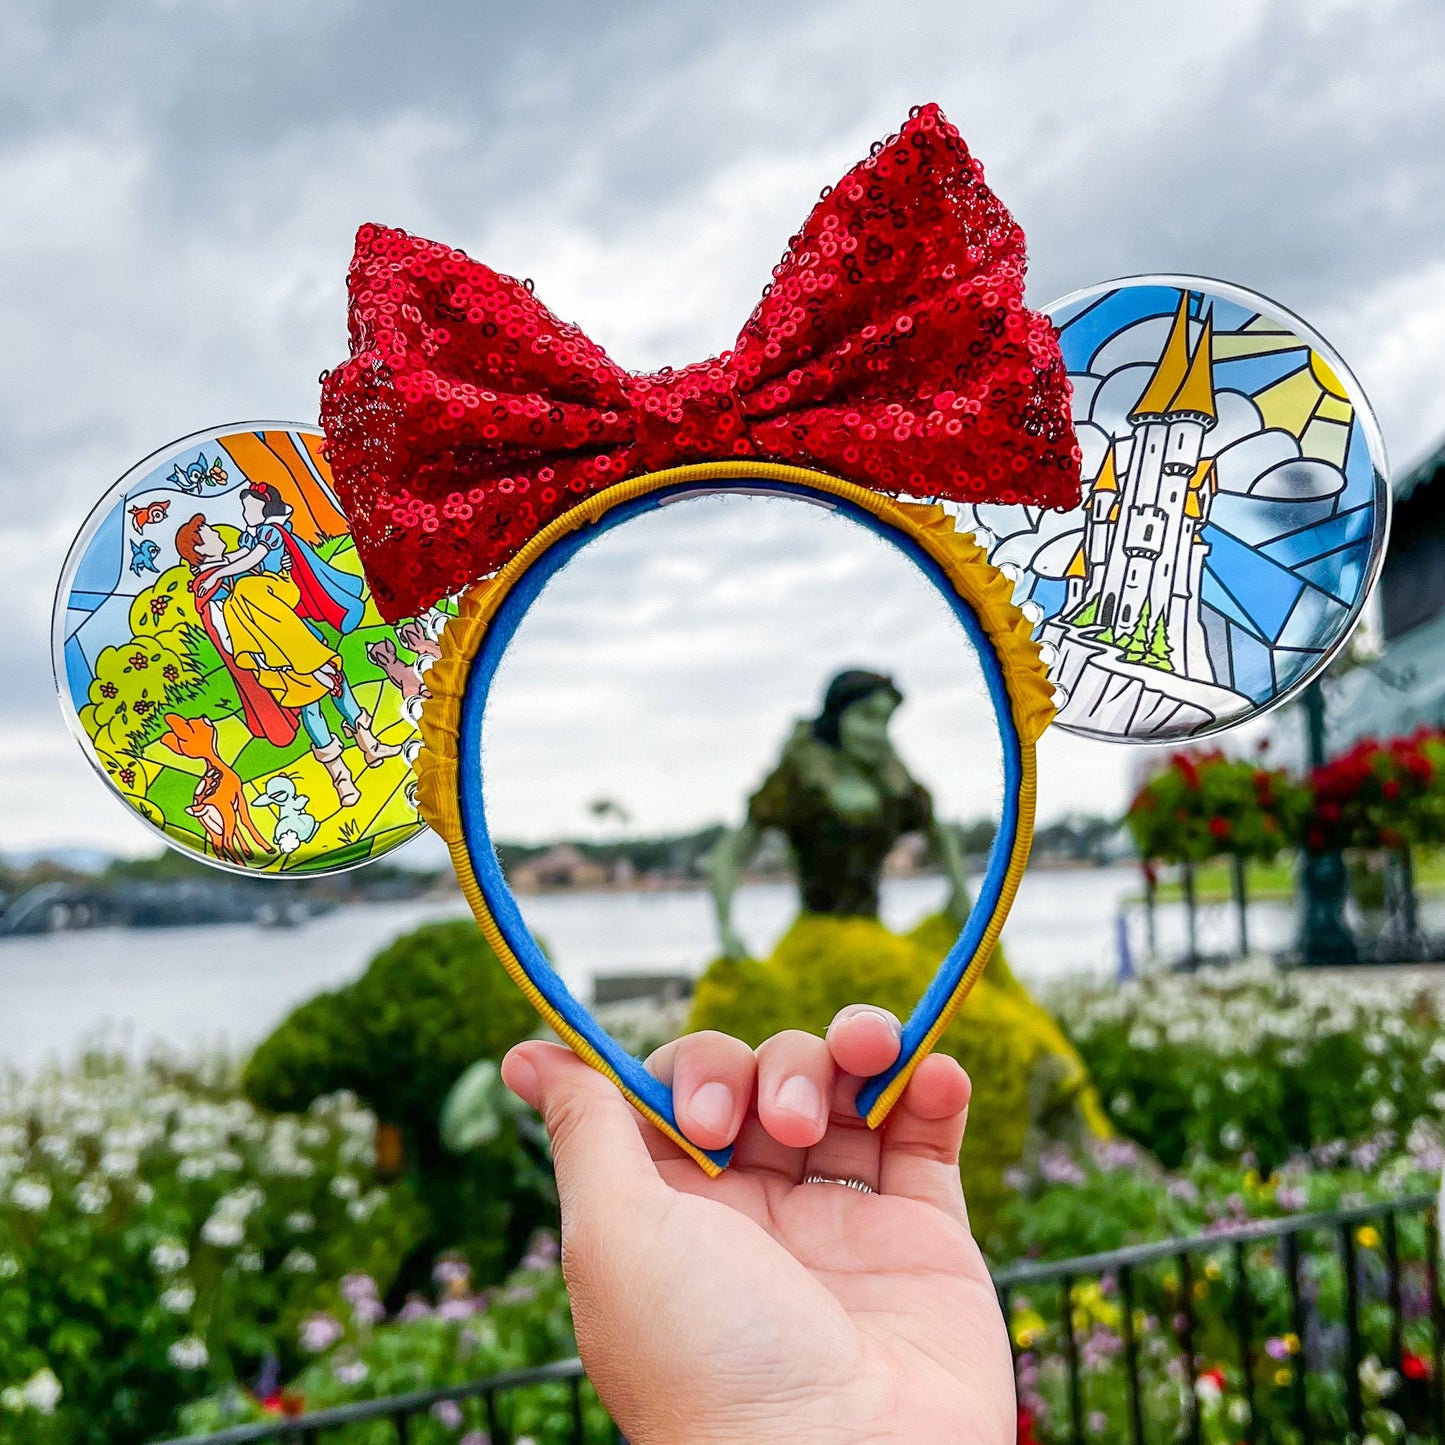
[695,670,1109,1247]
[244,919,553,1288]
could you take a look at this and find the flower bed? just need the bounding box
[1003,1132,1444,1444]
[0,1051,425,1445]
[177,1233,612,1444]
[1045,961,1445,1172]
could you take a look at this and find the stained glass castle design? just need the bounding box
[1063,294,1218,680]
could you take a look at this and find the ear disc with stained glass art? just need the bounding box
[52,423,432,875]
[955,276,1391,743]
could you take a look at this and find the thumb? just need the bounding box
[502,1040,663,1224]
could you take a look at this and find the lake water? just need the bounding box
[0,864,1304,1070]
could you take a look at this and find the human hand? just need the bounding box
[501,1008,1013,1445]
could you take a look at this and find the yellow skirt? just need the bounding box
[223,574,338,709]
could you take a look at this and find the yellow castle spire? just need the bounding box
[1092,446,1120,493]
[1171,309,1216,423]
[1129,294,1193,423]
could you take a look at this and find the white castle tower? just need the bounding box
[1065,295,1219,681]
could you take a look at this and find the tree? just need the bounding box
[1121,601,1152,664]
[1146,614,1173,672]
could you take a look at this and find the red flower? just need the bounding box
[1209,817,1230,839]
[1383,779,1401,801]
[1403,1349,1431,1381]
[258,1391,305,1417]
[1017,1407,1043,1445]
[1199,1366,1227,1392]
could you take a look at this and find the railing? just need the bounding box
[160,1358,616,1444]
[995,1191,1445,1445]
[165,1194,1445,1445]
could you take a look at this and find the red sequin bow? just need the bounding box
[321,103,1081,622]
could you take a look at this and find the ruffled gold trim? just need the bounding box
[414,462,1053,1166]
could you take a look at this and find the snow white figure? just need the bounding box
[176,496,397,807]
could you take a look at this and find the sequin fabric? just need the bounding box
[320,102,1081,621]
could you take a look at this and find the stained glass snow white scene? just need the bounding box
[53,424,432,874]
[957,277,1390,743]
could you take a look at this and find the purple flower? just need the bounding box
[519,1231,559,1270]
[340,1273,378,1305]
[431,1399,464,1429]
[1088,1410,1108,1434]
[1038,1147,1087,1186]
[397,1295,434,1323]
[1093,1138,1141,1172]
[1276,1185,1308,1211]
[299,1312,345,1354]
[437,1297,477,1322]
[460,1433,491,1445]
[433,1255,471,1288]
[1265,1336,1290,1361]
[1167,1178,1200,1205]
[351,1296,386,1325]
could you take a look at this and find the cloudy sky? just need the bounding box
[5,0,1445,855]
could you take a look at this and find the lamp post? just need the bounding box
[1297,681,1359,967]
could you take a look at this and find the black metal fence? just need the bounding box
[165,1194,1445,1445]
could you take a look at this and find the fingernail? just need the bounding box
[688,1081,736,1137]
[503,1053,539,1107]
[774,1074,823,1123]
[856,1006,902,1037]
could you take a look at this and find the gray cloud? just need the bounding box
[3,0,1443,850]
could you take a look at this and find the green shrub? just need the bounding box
[243,920,553,1289]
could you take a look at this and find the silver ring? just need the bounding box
[803,1172,875,1193]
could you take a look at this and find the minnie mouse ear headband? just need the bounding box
[312,103,1079,1172]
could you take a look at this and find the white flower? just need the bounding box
[161,1283,196,1314]
[329,1174,361,1200]
[75,1179,110,1215]
[1359,1354,1399,1399]
[11,1178,51,1212]
[236,1251,263,1272]
[167,1336,209,1371]
[150,1241,189,1274]
[20,1369,62,1415]
[0,1386,22,1413]
[1371,1098,1397,1125]
[178,1157,217,1181]
[99,1150,138,1177]
[201,1216,244,1249]
[134,1181,155,1205]
[282,1249,317,1274]
[0,1255,19,1280]
[285,1211,316,1233]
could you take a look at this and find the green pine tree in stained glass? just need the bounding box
[1121,602,1152,664]
[1146,614,1174,672]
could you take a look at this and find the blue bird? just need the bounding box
[129,538,161,576]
